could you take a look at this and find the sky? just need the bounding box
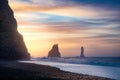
[9,0,120,57]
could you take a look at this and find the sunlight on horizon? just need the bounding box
[18,25,86,57]
[9,0,120,57]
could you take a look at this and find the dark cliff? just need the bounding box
[48,44,61,58]
[0,0,30,60]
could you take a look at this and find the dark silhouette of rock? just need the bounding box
[0,0,30,60]
[80,46,85,58]
[48,44,61,57]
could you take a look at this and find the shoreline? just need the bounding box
[0,61,114,80]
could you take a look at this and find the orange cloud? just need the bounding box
[9,0,120,57]
[9,1,114,18]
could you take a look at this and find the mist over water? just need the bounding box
[20,57,120,80]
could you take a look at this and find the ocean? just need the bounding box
[20,57,120,80]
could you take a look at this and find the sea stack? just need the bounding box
[0,0,30,60]
[80,46,85,58]
[48,44,61,57]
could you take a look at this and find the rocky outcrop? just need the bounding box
[80,46,85,58]
[0,0,30,60]
[48,44,61,57]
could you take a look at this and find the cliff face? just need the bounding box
[0,0,30,60]
[48,44,61,58]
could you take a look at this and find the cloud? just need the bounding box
[10,0,120,18]
[64,0,120,10]
[9,0,120,57]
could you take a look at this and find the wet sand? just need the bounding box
[0,61,114,80]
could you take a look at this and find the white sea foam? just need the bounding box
[20,57,120,80]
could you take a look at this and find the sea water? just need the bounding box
[20,57,120,80]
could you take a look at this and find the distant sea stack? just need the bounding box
[0,0,30,60]
[48,44,61,57]
[80,46,85,58]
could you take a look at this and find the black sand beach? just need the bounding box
[0,61,113,80]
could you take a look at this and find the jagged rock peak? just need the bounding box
[0,0,30,60]
[48,44,61,58]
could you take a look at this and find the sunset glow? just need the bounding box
[9,0,120,57]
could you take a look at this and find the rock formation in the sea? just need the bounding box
[0,0,30,60]
[48,44,61,57]
[80,46,85,58]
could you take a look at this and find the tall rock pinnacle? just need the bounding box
[48,44,61,58]
[80,46,85,58]
[0,0,30,60]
